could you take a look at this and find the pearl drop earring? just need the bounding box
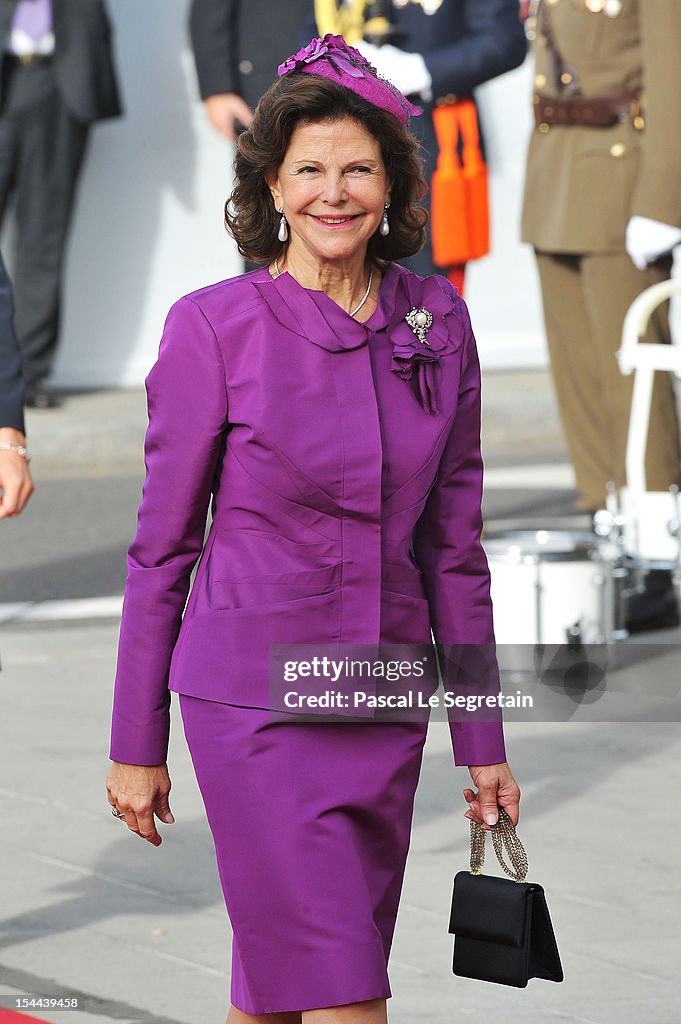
[380,203,390,237]
[277,208,288,242]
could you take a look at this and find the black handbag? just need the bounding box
[448,806,564,988]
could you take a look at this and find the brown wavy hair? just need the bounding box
[225,74,428,265]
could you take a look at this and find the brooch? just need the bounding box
[405,307,433,347]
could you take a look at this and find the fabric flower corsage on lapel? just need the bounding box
[388,276,464,415]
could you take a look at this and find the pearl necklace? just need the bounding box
[273,258,374,318]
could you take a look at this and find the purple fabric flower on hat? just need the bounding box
[277,34,421,125]
[278,36,333,75]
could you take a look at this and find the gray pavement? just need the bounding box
[2,374,681,1024]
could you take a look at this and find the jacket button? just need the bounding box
[239,59,253,75]
[610,143,626,157]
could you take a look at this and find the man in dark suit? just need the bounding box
[0,249,33,517]
[0,0,122,408]
[189,0,311,140]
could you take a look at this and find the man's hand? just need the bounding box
[0,427,34,519]
[106,761,175,847]
[463,761,521,829]
[203,92,253,140]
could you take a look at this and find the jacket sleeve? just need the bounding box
[109,297,228,766]
[423,0,527,100]
[0,253,25,435]
[630,0,681,228]
[189,0,239,100]
[412,295,507,768]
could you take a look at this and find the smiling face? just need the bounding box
[267,117,391,270]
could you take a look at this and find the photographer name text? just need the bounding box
[282,690,533,710]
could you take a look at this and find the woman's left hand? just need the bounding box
[463,761,520,830]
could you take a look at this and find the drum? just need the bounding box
[618,487,681,567]
[482,530,618,647]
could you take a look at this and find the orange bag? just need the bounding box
[431,99,490,267]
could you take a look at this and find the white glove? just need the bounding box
[625,215,681,271]
[355,40,433,101]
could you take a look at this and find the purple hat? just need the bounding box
[277,34,422,126]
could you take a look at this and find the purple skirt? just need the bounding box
[179,693,430,1015]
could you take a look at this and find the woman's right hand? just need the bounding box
[106,761,175,847]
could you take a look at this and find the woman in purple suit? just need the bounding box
[106,34,521,1024]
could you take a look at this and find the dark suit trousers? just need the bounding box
[398,103,437,279]
[0,58,89,385]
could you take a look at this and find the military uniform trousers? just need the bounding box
[533,248,681,511]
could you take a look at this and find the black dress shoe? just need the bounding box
[24,382,62,409]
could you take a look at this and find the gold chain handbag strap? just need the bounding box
[469,806,529,883]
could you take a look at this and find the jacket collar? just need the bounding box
[249,262,463,414]
[252,262,402,353]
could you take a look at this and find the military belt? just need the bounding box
[533,89,643,130]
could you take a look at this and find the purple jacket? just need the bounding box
[109,263,507,768]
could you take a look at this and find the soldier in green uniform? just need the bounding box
[521,0,681,514]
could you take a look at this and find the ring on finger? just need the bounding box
[111,807,126,819]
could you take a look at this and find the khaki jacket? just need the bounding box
[521,0,681,253]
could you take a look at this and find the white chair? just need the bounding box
[614,278,681,564]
